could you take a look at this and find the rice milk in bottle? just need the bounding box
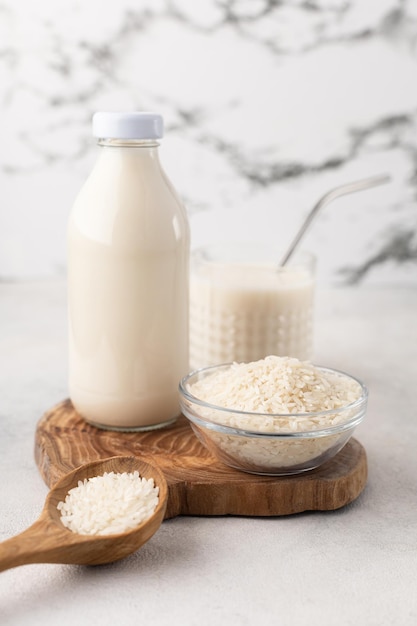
[68,112,190,431]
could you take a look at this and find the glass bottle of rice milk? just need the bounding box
[68,112,190,431]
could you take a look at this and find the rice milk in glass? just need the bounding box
[189,244,315,370]
[68,112,190,431]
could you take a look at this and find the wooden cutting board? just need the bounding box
[34,399,367,519]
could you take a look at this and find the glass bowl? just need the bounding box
[179,364,368,476]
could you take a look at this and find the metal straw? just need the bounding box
[279,174,391,266]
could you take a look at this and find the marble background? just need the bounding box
[1,0,416,285]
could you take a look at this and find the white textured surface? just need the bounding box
[0,280,416,626]
[1,0,417,284]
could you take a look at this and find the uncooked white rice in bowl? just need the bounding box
[57,471,159,535]
[178,356,367,475]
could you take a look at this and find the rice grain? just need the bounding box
[57,471,159,536]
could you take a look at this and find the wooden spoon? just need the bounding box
[0,456,168,572]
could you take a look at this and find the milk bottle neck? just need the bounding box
[97,138,160,150]
[95,138,162,171]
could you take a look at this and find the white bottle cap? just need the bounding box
[92,112,164,139]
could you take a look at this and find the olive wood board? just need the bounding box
[34,399,367,519]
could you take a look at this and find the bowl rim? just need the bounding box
[179,363,368,437]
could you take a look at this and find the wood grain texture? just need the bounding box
[35,399,368,518]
